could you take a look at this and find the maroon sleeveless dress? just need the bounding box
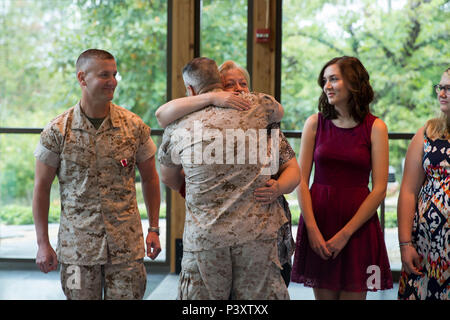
[291,112,393,292]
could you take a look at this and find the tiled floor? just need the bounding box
[147,273,399,300]
[0,265,398,300]
[0,265,167,300]
[0,219,400,300]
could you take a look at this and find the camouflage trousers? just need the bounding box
[178,239,290,300]
[60,259,146,300]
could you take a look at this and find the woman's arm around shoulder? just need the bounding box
[155,92,250,128]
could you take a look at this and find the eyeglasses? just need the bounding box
[434,84,450,94]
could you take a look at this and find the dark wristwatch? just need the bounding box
[148,227,160,236]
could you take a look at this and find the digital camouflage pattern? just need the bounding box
[178,239,290,300]
[35,102,157,265]
[160,91,289,299]
[61,259,147,300]
[158,92,288,252]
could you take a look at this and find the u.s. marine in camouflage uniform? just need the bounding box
[159,57,290,300]
[33,49,161,300]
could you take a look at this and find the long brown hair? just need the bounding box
[318,56,374,123]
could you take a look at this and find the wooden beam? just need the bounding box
[169,0,198,101]
[167,0,198,273]
[249,0,280,98]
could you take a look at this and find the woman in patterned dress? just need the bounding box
[397,68,450,300]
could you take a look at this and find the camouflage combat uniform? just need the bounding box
[159,91,290,300]
[34,102,156,299]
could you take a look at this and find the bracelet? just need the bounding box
[148,227,160,236]
[399,241,413,247]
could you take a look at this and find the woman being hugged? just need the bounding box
[291,56,393,299]
[397,68,450,300]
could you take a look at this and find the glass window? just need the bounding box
[0,0,167,128]
[281,0,448,131]
[282,0,449,271]
[0,134,60,258]
[200,0,248,70]
[0,0,168,262]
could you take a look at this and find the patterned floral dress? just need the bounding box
[398,134,450,300]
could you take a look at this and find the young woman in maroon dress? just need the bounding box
[292,56,393,299]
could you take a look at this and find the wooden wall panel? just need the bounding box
[250,0,279,97]
[170,0,197,100]
[167,0,197,273]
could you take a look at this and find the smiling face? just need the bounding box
[221,68,250,93]
[438,71,450,115]
[78,58,118,104]
[322,63,350,109]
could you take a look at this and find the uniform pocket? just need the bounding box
[113,148,136,177]
[61,148,92,168]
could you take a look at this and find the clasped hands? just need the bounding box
[254,179,351,260]
[307,226,351,260]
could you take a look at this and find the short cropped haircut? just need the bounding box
[76,49,115,73]
[182,57,222,94]
[219,60,251,90]
[318,56,374,123]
